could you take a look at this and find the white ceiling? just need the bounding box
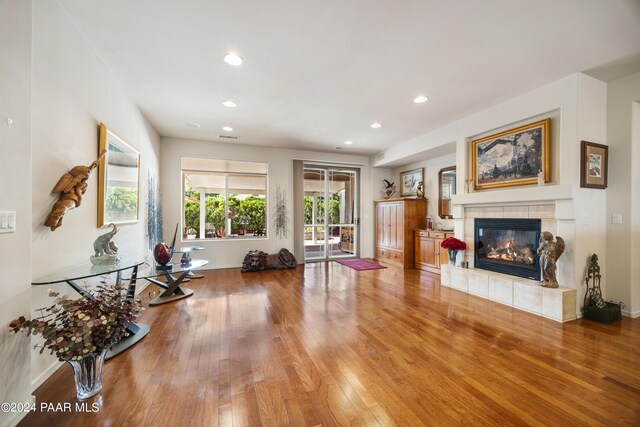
[60,0,640,155]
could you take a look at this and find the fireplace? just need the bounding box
[474,218,541,280]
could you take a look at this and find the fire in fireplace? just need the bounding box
[474,218,541,280]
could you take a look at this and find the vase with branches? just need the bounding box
[9,284,142,399]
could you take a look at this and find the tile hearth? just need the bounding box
[441,264,576,322]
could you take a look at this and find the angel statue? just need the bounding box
[537,231,565,288]
[383,179,397,199]
[44,150,107,231]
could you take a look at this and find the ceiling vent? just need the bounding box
[335,146,344,150]
[376,152,385,161]
[219,135,239,140]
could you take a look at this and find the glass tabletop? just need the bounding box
[132,259,208,280]
[32,255,146,285]
[174,246,205,253]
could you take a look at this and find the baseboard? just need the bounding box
[1,395,35,427]
[31,360,64,392]
[622,309,640,318]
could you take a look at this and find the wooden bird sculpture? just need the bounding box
[383,179,397,199]
[45,149,107,231]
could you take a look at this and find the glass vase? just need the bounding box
[448,249,458,266]
[67,349,108,400]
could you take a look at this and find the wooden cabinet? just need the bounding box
[414,230,454,274]
[374,199,427,268]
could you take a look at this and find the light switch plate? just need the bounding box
[0,211,16,233]
[612,213,623,225]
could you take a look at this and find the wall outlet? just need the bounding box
[0,211,16,233]
[612,213,623,225]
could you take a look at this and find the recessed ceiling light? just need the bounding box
[344,140,353,145]
[224,53,243,66]
[371,122,382,129]
[186,122,201,128]
[414,95,429,103]
[222,126,233,132]
[222,100,237,108]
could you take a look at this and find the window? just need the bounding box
[182,158,267,240]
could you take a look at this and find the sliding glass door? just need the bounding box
[303,165,359,261]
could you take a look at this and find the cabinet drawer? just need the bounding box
[376,247,403,264]
[415,230,428,237]
[429,231,446,239]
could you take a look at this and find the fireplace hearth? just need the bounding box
[474,218,541,280]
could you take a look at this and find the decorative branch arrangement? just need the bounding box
[9,283,142,361]
[147,171,163,250]
[274,185,289,239]
[45,149,107,231]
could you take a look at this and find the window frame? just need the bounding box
[181,162,269,242]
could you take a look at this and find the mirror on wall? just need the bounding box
[438,166,456,219]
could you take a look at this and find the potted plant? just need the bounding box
[441,237,467,266]
[9,284,142,400]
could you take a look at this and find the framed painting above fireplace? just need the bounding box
[471,119,550,190]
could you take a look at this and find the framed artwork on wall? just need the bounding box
[580,140,608,189]
[471,118,550,190]
[98,123,140,227]
[399,167,424,197]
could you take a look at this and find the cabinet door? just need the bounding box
[422,237,438,268]
[436,238,449,267]
[387,204,396,247]
[383,204,391,246]
[394,204,404,248]
[376,204,385,246]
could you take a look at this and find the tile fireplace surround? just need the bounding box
[447,184,577,322]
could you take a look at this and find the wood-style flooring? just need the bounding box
[20,262,640,426]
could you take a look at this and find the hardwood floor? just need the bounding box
[20,262,640,426]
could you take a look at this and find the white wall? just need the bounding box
[29,0,161,386]
[373,73,609,316]
[390,153,456,227]
[0,1,33,426]
[606,71,640,317]
[161,138,373,268]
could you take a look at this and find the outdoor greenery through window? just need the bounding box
[182,158,268,240]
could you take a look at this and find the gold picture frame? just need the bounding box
[472,118,550,190]
[97,123,140,227]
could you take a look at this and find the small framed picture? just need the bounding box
[399,168,424,197]
[580,141,608,189]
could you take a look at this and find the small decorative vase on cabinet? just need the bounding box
[67,349,108,400]
[448,250,458,266]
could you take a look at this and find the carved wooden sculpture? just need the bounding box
[45,150,107,231]
[537,231,565,288]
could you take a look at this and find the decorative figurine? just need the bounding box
[466,179,474,193]
[90,223,120,265]
[383,179,397,199]
[416,180,425,198]
[154,223,178,269]
[537,231,565,288]
[45,150,106,231]
[537,170,544,187]
[584,254,606,309]
[583,254,623,323]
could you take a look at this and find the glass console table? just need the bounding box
[133,259,208,306]
[175,246,205,279]
[31,256,150,359]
